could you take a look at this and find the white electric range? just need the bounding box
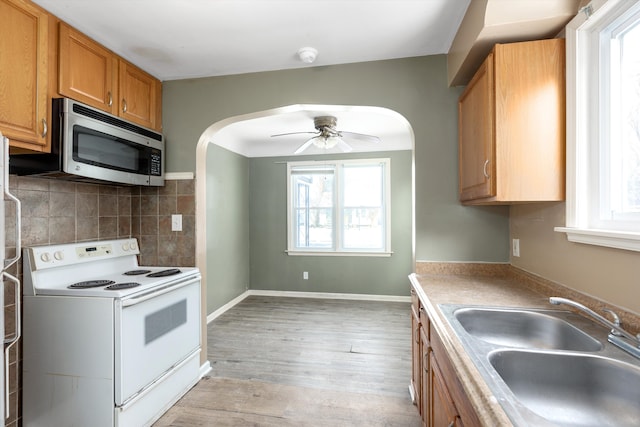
[22,238,202,427]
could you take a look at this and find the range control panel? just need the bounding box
[28,238,139,270]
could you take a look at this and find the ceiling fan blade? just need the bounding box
[339,131,381,143]
[294,137,317,154]
[271,131,318,138]
[337,139,353,153]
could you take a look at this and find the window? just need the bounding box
[287,158,391,256]
[556,0,640,251]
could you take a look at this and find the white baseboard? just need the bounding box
[206,290,410,324]
[199,361,212,379]
[206,290,252,323]
[247,289,411,303]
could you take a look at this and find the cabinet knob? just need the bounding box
[483,159,490,179]
[107,91,113,107]
[122,99,128,113]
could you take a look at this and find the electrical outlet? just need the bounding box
[303,271,309,280]
[171,214,183,231]
[512,238,520,257]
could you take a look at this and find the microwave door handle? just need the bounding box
[3,272,21,420]
[3,137,21,270]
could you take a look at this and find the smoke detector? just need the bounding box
[297,47,318,64]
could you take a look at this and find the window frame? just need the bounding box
[556,0,640,251]
[286,158,392,257]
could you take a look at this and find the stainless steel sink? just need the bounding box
[453,307,602,351]
[489,350,640,427]
[439,304,640,426]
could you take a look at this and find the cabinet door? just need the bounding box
[430,353,461,427]
[119,60,161,130]
[0,0,49,150]
[420,324,430,426]
[458,53,495,202]
[411,306,422,413]
[59,22,117,114]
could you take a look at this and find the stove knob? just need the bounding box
[54,251,64,261]
[129,241,138,251]
[40,252,51,263]
[122,243,130,251]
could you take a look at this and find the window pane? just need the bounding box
[619,19,640,213]
[287,159,390,254]
[343,207,383,249]
[604,13,640,225]
[292,171,334,249]
[342,164,384,250]
[343,164,382,206]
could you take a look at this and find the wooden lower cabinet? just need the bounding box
[431,352,461,427]
[410,285,481,426]
[419,315,430,426]
[411,301,422,413]
[429,322,481,427]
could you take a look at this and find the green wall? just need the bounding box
[163,55,510,313]
[205,144,250,312]
[249,151,413,296]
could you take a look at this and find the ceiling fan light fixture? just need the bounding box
[297,47,318,64]
[316,136,340,149]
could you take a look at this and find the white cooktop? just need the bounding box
[23,238,200,298]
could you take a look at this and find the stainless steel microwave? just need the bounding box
[10,98,164,186]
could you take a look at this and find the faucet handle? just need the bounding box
[603,308,622,336]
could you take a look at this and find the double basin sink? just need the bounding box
[439,304,640,426]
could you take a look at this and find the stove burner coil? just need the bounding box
[147,268,181,278]
[106,282,141,290]
[68,280,115,289]
[123,269,152,276]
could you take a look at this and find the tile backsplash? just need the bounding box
[3,175,196,427]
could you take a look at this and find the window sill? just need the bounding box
[554,227,640,252]
[286,250,393,257]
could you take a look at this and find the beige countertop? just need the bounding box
[410,270,570,426]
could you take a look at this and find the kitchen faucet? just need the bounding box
[549,297,640,359]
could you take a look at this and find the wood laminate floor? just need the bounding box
[154,296,422,426]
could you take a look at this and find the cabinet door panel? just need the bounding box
[59,22,117,113]
[411,307,422,413]
[119,61,160,130]
[0,0,48,149]
[458,54,495,201]
[430,353,459,427]
[420,326,430,426]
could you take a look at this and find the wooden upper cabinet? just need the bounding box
[58,22,162,131]
[458,55,495,201]
[0,0,50,151]
[119,60,162,130]
[458,38,566,205]
[59,22,117,114]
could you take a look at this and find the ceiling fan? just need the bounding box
[271,116,381,154]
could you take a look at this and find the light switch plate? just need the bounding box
[171,214,183,232]
[512,238,520,257]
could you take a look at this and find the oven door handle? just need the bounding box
[121,276,200,307]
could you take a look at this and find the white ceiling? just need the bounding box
[32,0,471,81]
[209,105,414,157]
[32,0,470,156]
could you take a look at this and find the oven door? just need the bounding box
[114,276,200,405]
